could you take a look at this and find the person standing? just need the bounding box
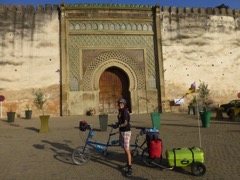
[113,98,132,177]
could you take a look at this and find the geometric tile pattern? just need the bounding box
[83,51,145,90]
[69,21,153,31]
[68,34,156,90]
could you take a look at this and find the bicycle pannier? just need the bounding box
[149,139,162,159]
[79,120,88,131]
[146,129,159,147]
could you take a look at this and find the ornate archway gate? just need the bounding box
[99,67,131,114]
[60,3,165,115]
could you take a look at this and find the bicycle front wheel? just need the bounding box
[141,148,162,167]
[72,146,91,165]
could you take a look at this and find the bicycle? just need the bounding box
[130,127,147,157]
[73,121,205,176]
[72,121,148,165]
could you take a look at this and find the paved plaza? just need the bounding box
[0,112,240,180]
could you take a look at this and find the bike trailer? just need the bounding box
[166,147,204,167]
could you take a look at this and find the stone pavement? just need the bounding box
[0,112,240,180]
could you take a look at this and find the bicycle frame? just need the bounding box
[72,125,150,166]
[80,125,147,158]
[130,128,147,156]
[82,125,119,155]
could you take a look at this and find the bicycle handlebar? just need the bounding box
[135,127,147,135]
[108,124,119,130]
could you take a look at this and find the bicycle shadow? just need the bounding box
[32,140,182,178]
[88,150,148,179]
[33,140,75,165]
[32,139,130,173]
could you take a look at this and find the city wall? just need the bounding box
[0,4,60,117]
[0,3,239,116]
[160,6,240,111]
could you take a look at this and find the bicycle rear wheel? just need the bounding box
[141,148,162,167]
[72,146,91,165]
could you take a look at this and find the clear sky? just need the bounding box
[0,0,240,9]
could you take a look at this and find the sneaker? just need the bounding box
[126,167,132,177]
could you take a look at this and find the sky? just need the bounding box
[0,0,240,9]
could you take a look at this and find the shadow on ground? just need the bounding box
[25,127,39,132]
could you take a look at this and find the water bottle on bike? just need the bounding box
[96,145,104,152]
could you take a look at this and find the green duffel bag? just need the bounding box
[166,147,204,167]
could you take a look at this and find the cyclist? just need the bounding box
[113,98,132,177]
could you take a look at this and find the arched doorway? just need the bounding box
[99,67,131,114]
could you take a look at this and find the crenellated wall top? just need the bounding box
[0,4,59,14]
[161,6,240,17]
[0,3,239,17]
[62,3,153,10]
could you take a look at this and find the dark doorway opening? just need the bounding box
[99,67,131,114]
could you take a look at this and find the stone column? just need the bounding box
[154,4,165,112]
[60,3,68,116]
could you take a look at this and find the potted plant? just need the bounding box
[33,89,50,133]
[198,82,212,128]
[7,104,16,123]
[25,104,32,119]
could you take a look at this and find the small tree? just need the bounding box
[138,96,158,112]
[33,89,46,115]
[198,82,212,111]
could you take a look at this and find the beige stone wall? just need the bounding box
[160,7,240,111]
[0,5,60,118]
[1,4,240,116]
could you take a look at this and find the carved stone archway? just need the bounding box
[83,51,145,91]
[81,51,145,114]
